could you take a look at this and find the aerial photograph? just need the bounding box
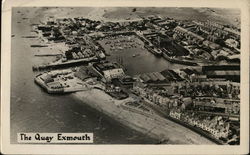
[11,7,240,145]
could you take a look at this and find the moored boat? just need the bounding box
[162,52,198,66]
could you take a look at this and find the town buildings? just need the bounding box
[92,61,125,82]
[33,15,241,145]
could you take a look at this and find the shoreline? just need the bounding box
[72,88,215,144]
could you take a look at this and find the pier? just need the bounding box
[32,57,99,71]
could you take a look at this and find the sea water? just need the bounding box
[11,7,161,144]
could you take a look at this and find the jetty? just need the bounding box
[32,56,99,71]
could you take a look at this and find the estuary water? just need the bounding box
[11,7,164,144]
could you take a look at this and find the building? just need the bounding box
[203,40,220,50]
[207,35,218,42]
[139,72,167,84]
[205,20,224,29]
[174,26,204,43]
[193,98,240,116]
[119,75,135,85]
[47,81,62,88]
[92,62,125,82]
[202,65,240,82]
[103,69,125,81]
[225,38,239,49]
[224,27,240,39]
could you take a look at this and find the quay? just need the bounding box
[34,70,90,94]
[34,54,62,57]
[32,56,99,71]
[34,76,64,93]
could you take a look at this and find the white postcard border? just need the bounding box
[1,0,249,154]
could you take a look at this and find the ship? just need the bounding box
[30,44,48,47]
[132,53,140,57]
[162,49,198,66]
[151,48,163,56]
[144,44,162,56]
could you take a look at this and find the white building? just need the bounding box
[103,68,125,82]
[225,38,239,49]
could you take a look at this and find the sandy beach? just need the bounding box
[73,88,215,144]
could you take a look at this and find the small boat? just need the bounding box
[30,45,48,47]
[22,35,37,38]
[132,53,140,57]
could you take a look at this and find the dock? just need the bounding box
[32,56,99,71]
